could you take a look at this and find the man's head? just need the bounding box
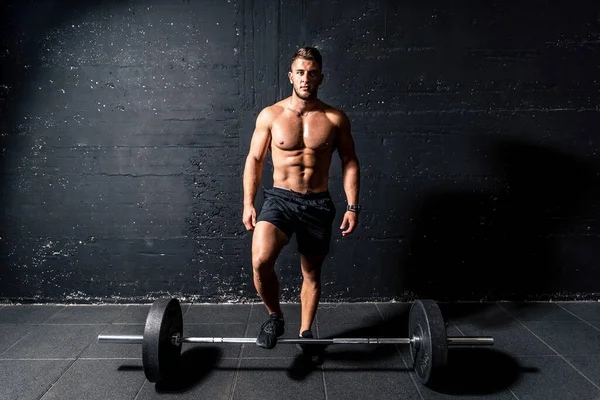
[290,46,322,70]
[288,46,324,101]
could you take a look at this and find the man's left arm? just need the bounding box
[336,111,360,236]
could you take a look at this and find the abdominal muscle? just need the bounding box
[271,147,334,193]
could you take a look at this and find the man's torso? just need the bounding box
[268,99,339,193]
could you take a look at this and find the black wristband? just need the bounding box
[346,204,361,214]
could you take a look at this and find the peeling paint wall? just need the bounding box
[1,0,600,303]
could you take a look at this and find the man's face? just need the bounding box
[288,58,323,100]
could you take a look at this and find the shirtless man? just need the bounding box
[242,47,360,349]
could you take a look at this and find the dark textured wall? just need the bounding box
[1,0,599,303]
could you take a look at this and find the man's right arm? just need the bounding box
[242,107,272,231]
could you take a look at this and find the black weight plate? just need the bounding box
[142,298,183,383]
[408,299,448,386]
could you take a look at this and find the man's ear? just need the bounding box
[288,71,292,84]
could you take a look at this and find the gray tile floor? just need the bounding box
[1,301,600,399]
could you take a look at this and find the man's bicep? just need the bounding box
[248,109,272,162]
[336,113,357,162]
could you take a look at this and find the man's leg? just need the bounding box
[299,253,326,335]
[252,220,289,348]
[294,191,335,342]
[252,220,289,315]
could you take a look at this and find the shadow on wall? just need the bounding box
[0,0,110,188]
[404,136,599,303]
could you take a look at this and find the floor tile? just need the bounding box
[45,305,126,324]
[135,357,238,400]
[420,387,518,399]
[1,324,106,359]
[184,304,251,324]
[500,303,580,321]
[509,356,600,400]
[564,355,600,387]
[1,302,600,400]
[0,305,65,324]
[113,305,151,324]
[375,302,411,321]
[439,302,514,327]
[323,356,420,400]
[81,324,145,358]
[453,320,554,356]
[0,359,73,400]
[318,319,408,341]
[315,303,382,326]
[523,321,600,355]
[0,324,38,354]
[40,359,146,400]
[232,358,326,400]
[558,302,600,321]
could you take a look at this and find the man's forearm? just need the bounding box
[243,157,263,207]
[342,159,360,206]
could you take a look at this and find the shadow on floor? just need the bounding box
[153,347,223,393]
[297,307,525,395]
[427,348,531,395]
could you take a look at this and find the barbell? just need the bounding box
[97,298,494,387]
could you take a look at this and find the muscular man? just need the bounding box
[242,47,360,350]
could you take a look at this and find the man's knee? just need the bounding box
[252,251,276,274]
[303,269,321,283]
[303,275,321,291]
[301,254,325,281]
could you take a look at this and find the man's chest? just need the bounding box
[271,114,336,151]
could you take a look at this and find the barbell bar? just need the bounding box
[98,334,493,346]
[97,297,495,387]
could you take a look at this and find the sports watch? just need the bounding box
[346,204,361,214]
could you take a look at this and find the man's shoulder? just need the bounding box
[257,102,286,120]
[320,102,350,126]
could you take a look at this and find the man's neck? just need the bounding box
[289,96,319,116]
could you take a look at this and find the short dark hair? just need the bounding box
[291,46,322,70]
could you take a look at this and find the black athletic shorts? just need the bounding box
[257,187,337,255]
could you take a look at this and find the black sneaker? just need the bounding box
[256,314,285,349]
[296,329,314,355]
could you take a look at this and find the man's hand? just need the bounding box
[243,206,257,231]
[340,211,358,236]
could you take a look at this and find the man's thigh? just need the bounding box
[300,253,327,277]
[253,192,297,263]
[252,221,290,264]
[256,190,295,239]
